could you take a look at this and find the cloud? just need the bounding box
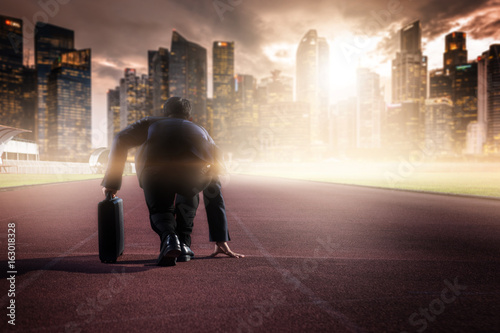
[1,0,498,146]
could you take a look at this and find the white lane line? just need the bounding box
[0,202,144,308]
[0,231,98,307]
[231,211,367,333]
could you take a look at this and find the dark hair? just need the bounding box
[162,97,192,119]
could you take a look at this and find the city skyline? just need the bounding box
[0,0,499,149]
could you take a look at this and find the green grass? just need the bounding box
[2,165,499,199]
[308,172,500,197]
[236,164,500,198]
[0,174,105,188]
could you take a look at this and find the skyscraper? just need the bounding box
[476,50,489,153]
[149,47,169,116]
[46,49,91,162]
[444,32,467,73]
[0,15,24,130]
[425,97,454,154]
[400,22,421,54]
[429,69,452,98]
[296,29,330,144]
[452,62,477,153]
[429,31,475,154]
[258,70,293,103]
[486,44,500,153]
[212,41,234,148]
[107,87,120,146]
[147,50,156,116]
[259,102,310,161]
[169,30,207,127]
[231,74,258,155]
[35,22,74,158]
[119,68,149,129]
[391,21,427,148]
[21,66,37,141]
[331,98,357,156]
[356,68,382,149]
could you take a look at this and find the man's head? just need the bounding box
[162,97,192,119]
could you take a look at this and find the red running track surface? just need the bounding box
[0,174,499,332]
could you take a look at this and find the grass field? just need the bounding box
[0,174,104,188]
[1,162,499,198]
[235,162,500,198]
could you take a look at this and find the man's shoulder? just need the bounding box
[143,116,165,123]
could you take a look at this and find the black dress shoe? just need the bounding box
[177,243,195,262]
[157,234,181,266]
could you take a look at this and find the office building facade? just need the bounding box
[212,41,234,148]
[296,29,330,144]
[35,22,75,158]
[330,98,357,156]
[149,47,169,116]
[425,97,454,154]
[391,21,428,148]
[119,68,150,129]
[486,45,500,152]
[107,87,120,146]
[356,68,382,149]
[444,32,467,72]
[452,62,477,153]
[259,102,310,161]
[0,15,24,131]
[258,70,293,104]
[231,74,258,156]
[47,49,91,162]
[169,31,207,127]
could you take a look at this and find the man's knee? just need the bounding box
[176,202,197,222]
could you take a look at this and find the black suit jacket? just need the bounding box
[102,117,222,195]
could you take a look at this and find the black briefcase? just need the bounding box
[98,194,124,263]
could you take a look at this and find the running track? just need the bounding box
[0,175,499,332]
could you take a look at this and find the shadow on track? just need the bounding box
[0,254,234,279]
[0,256,155,278]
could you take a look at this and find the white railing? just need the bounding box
[1,159,93,174]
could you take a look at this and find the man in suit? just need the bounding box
[102,97,243,266]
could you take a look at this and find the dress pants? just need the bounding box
[142,177,179,246]
[174,178,230,247]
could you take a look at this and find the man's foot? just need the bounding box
[157,234,181,266]
[177,243,195,262]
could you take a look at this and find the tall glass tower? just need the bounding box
[35,22,74,158]
[296,29,329,145]
[0,15,24,130]
[107,87,120,146]
[212,41,234,148]
[487,45,500,152]
[119,68,149,128]
[356,68,382,149]
[391,21,427,148]
[149,47,170,116]
[47,49,91,162]
[169,30,207,127]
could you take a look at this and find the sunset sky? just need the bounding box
[1,0,499,147]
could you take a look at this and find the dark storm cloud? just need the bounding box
[415,0,491,39]
[466,17,500,40]
[2,0,497,80]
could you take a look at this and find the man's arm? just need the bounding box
[203,178,230,243]
[101,117,152,192]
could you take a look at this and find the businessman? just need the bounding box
[102,97,243,266]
